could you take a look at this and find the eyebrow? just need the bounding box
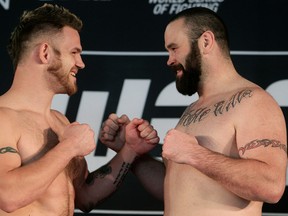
[166,42,177,50]
[73,47,83,53]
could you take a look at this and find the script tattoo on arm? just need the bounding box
[238,139,287,155]
[85,162,131,189]
[113,162,131,188]
[0,147,19,154]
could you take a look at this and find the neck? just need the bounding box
[197,58,241,99]
[2,66,55,114]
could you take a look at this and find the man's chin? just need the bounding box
[67,89,77,96]
[176,87,197,96]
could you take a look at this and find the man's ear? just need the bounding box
[199,31,215,54]
[38,43,50,64]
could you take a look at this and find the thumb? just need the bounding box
[118,114,130,125]
[126,118,143,130]
[70,121,80,126]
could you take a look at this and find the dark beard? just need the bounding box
[170,42,201,96]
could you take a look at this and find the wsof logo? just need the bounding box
[0,0,10,10]
[149,0,225,15]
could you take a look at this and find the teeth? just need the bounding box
[71,72,76,77]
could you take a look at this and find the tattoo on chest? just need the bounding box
[178,89,253,126]
[239,139,287,155]
[0,147,19,154]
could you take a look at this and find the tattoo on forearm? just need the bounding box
[84,165,112,211]
[238,139,287,155]
[0,147,19,154]
[178,89,253,126]
[113,162,131,188]
[85,164,112,185]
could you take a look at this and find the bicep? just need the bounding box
[0,121,21,174]
[236,93,287,164]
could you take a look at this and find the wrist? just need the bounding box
[120,144,138,163]
[58,138,78,159]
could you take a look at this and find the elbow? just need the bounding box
[76,194,110,213]
[255,180,286,204]
[268,177,286,203]
[76,203,93,214]
[78,207,92,214]
[0,197,21,213]
[75,196,100,213]
[76,202,100,214]
[0,187,30,213]
[263,185,285,204]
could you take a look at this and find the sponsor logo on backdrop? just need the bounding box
[52,78,288,180]
[149,0,225,15]
[0,0,9,10]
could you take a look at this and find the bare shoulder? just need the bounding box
[0,107,22,170]
[51,109,70,125]
[0,107,27,144]
[0,106,19,116]
[0,107,21,130]
[240,86,283,115]
[235,86,287,150]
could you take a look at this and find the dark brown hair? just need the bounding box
[168,7,230,57]
[7,3,83,69]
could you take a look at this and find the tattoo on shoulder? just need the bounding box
[0,147,19,155]
[178,89,253,126]
[85,164,112,185]
[213,89,252,116]
[238,139,287,155]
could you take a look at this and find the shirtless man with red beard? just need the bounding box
[0,4,159,215]
[100,7,287,216]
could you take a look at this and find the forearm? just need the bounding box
[191,147,285,203]
[75,144,138,212]
[0,141,74,212]
[131,155,165,201]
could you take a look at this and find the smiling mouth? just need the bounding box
[176,70,183,76]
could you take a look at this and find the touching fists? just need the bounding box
[99,114,159,155]
[125,118,159,156]
[99,113,130,152]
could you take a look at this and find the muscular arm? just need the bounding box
[163,89,287,203]
[0,142,76,212]
[183,139,286,203]
[74,144,138,212]
[230,92,287,202]
[75,117,161,212]
[0,111,95,212]
[131,155,165,201]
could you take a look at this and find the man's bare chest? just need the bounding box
[17,115,62,164]
[175,89,254,156]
